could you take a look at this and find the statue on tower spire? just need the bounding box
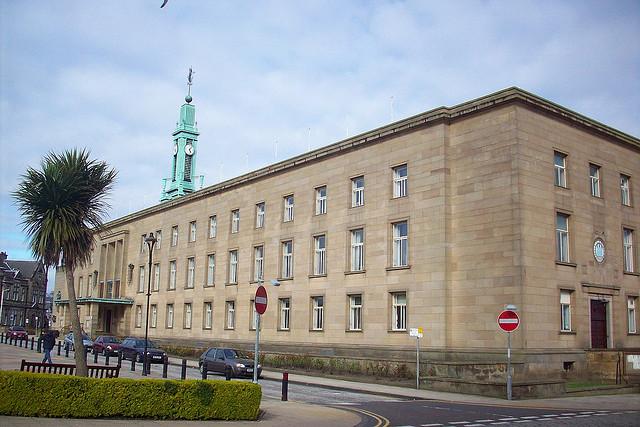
[186,67,195,103]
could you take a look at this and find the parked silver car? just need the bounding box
[63,332,93,352]
[199,347,262,378]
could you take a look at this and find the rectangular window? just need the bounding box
[621,174,631,206]
[392,221,408,267]
[254,245,264,282]
[135,305,142,328]
[204,302,212,329]
[155,230,162,248]
[171,226,178,246]
[208,215,217,238]
[351,176,365,207]
[187,257,195,288]
[312,296,324,330]
[166,304,174,328]
[169,260,176,290]
[279,298,290,330]
[231,210,240,233]
[184,303,192,329]
[140,234,146,254]
[282,240,293,278]
[284,195,294,222]
[138,266,145,293]
[207,254,215,286]
[556,213,570,263]
[226,301,235,329]
[629,297,637,334]
[392,292,407,331]
[349,294,362,331]
[256,203,265,228]
[313,235,326,275]
[623,228,635,272]
[229,250,238,284]
[150,304,157,328]
[78,277,83,298]
[189,221,197,242]
[554,151,567,188]
[350,228,364,272]
[393,164,408,198]
[315,186,327,215]
[560,291,571,332]
[589,164,601,197]
[153,263,160,291]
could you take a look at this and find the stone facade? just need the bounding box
[53,87,639,384]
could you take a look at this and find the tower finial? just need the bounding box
[186,67,195,103]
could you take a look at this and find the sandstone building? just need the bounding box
[53,87,639,385]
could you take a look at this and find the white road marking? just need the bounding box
[520,416,538,419]
[449,422,470,425]
[420,424,443,427]
[575,414,591,418]
[490,423,509,426]
[514,421,532,424]
[579,411,595,414]
[542,414,558,417]
[560,413,576,416]
[475,420,494,423]
[498,418,517,421]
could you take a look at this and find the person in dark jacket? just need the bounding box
[42,330,56,364]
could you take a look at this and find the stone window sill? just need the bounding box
[559,330,576,335]
[344,270,366,275]
[308,274,327,279]
[555,261,577,268]
[624,271,640,276]
[386,265,411,272]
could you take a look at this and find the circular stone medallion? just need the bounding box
[593,238,606,263]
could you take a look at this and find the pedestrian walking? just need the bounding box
[42,330,56,364]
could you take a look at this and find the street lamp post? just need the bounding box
[142,232,157,376]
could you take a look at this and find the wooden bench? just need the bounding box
[20,359,120,378]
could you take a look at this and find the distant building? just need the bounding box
[53,87,639,390]
[0,252,47,330]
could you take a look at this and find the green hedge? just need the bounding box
[0,371,261,420]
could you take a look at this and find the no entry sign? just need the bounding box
[255,285,268,315]
[497,310,520,332]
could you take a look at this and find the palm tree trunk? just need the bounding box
[66,266,88,376]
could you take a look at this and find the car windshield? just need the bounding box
[12,326,26,331]
[134,339,156,348]
[102,336,120,343]
[224,349,247,359]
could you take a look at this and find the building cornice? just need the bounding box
[104,87,639,229]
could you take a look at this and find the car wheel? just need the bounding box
[199,363,204,374]
[225,367,234,379]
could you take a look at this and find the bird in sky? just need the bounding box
[160,0,168,8]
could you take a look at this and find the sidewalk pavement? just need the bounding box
[2,339,639,427]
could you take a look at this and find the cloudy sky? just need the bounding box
[1,1,639,287]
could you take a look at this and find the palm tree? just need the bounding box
[13,149,117,376]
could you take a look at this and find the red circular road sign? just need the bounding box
[497,310,520,332]
[255,285,268,315]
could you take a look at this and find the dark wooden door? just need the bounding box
[105,310,112,333]
[590,300,608,348]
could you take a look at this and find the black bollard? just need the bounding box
[94,352,98,363]
[57,341,61,356]
[37,338,42,353]
[1,334,4,344]
[131,357,136,372]
[162,358,168,378]
[65,345,69,357]
[201,361,208,380]
[30,337,34,351]
[105,354,110,366]
[181,359,187,380]
[282,372,289,401]
[117,352,122,368]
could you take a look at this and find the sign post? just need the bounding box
[497,309,520,400]
[254,285,268,384]
[409,327,423,389]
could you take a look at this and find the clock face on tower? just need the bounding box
[185,144,194,155]
[173,143,178,155]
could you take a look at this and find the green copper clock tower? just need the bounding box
[161,69,199,202]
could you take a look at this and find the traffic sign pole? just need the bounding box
[253,313,260,384]
[507,331,512,400]
[416,335,420,390]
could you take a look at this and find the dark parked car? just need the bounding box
[63,332,93,352]
[120,338,167,364]
[199,347,262,378]
[92,335,122,356]
[6,326,28,340]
